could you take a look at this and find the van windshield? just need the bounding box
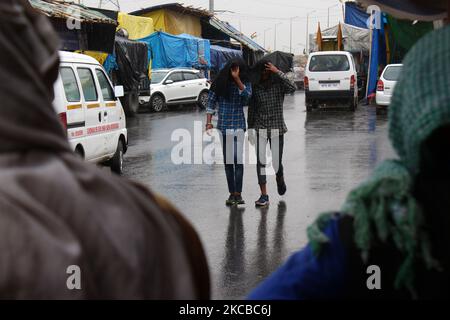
[309,55,350,72]
[151,71,169,84]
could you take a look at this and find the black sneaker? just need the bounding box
[276,176,287,196]
[255,194,270,207]
[225,195,235,206]
[234,195,245,205]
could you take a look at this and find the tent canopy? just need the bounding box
[130,4,213,38]
[310,23,371,53]
[138,31,211,70]
[117,12,154,40]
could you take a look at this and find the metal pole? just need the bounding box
[209,0,214,13]
[274,24,277,51]
[306,13,309,54]
[328,7,330,28]
[290,18,293,54]
[264,28,271,51]
[274,23,282,51]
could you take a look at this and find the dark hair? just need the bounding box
[210,58,249,98]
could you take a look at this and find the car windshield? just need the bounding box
[383,66,402,81]
[151,71,169,84]
[309,55,350,72]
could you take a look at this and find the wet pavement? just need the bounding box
[123,92,395,299]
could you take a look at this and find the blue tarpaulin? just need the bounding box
[138,31,211,70]
[103,54,118,73]
[345,2,388,98]
[210,45,243,73]
[345,2,370,29]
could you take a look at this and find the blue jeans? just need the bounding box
[221,131,245,194]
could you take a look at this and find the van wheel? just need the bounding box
[198,90,209,109]
[121,90,139,117]
[150,94,165,112]
[349,97,358,112]
[111,140,124,175]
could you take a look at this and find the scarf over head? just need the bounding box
[0,0,209,299]
[210,58,249,98]
[307,26,450,297]
[249,51,294,85]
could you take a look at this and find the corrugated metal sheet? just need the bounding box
[209,18,265,52]
[130,3,213,18]
[29,0,117,25]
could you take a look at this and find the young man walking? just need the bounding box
[206,59,252,206]
[248,60,296,207]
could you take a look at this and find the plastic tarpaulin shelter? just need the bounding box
[138,31,211,70]
[386,15,433,54]
[310,23,371,53]
[357,0,447,21]
[113,36,149,92]
[210,45,243,73]
[117,12,154,40]
[345,2,370,29]
[138,9,202,37]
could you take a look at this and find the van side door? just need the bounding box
[76,65,106,161]
[59,64,85,143]
[95,68,121,156]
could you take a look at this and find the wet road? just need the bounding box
[123,92,395,299]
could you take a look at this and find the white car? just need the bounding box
[148,68,210,112]
[53,51,128,174]
[304,51,359,112]
[376,64,403,106]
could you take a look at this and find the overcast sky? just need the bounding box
[82,0,345,53]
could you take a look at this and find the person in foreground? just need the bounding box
[206,59,252,206]
[249,26,450,299]
[0,0,209,299]
[248,53,296,207]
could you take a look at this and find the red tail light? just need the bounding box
[304,76,309,90]
[377,80,384,91]
[58,112,67,130]
[350,75,356,89]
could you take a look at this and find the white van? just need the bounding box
[53,51,128,174]
[304,51,358,112]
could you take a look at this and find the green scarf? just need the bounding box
[308,26,450,297]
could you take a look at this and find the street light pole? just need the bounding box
[327,4,339,28]
[290,16,299,54]
[305,10,316,55]
[209,0,214,13]
[274,22,282,51]
[264,28,271,50]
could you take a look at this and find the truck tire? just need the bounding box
[121,90,139,117]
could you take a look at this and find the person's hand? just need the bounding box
[231,66,240,80]
[265,62,279,74]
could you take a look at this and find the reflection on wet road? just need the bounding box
[124,92,395,299]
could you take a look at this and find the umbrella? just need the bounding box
[358,0,448,21]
